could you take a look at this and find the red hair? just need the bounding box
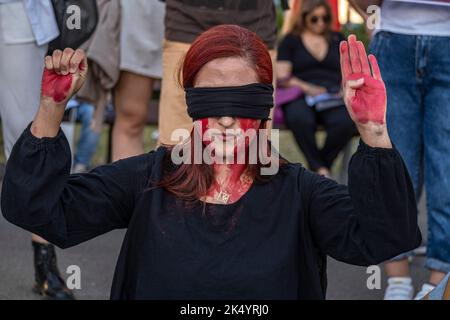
[181,24,273,87]
[157,25,281,204]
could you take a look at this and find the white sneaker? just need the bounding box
[414,283,435,300]
[412,245,427,257]
[384,277,414,300]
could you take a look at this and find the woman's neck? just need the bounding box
[214,163,247,184]
[204,163,253,204]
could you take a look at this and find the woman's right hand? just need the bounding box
[31,49,88,138]
[41,48,88,107]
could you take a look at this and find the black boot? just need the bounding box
[32,241,75,300]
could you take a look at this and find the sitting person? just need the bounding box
[277,0,357,177]
[1,25,421,299]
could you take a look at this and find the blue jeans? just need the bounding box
[370,31,450,273]
[74,102,100,168]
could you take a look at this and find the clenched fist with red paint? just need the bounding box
[31,49,88,139]
[340,35,392,149]
[41,48,88,104]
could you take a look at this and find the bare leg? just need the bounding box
[113,71,154,161]
[383,259,414,300]
[316,167,331,178]
[31,234,49,244]
[429,270,446,286]
[384,259,410,277]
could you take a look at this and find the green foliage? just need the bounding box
[276,4,285,37]
[341,23,370,49]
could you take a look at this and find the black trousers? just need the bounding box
[282,98,357,171]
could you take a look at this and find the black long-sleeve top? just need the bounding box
[1,123,421,299]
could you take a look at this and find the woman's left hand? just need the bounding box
[340,34,392,148]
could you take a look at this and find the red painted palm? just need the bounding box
[340,35,387,125]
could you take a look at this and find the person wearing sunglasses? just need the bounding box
[277,0,356,178]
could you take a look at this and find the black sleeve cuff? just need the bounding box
[22,122,66,147]
[357,138,399,156]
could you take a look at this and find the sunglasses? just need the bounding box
[309,14,331,24]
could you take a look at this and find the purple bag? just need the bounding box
[274,86,303,126]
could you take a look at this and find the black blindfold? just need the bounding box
[185,83,274,120]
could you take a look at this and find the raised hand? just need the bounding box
[41,48,88,105]
[340,34,391,148]
[340,34,386,125]
[31,49,88,138]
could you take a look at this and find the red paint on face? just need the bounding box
[238,118,259,131]
[200,118,209,136]
[347,73,386,125]
[199,117,259,147]
[41,69,73,103]
[235,118,259,152]
[201,117,259,204]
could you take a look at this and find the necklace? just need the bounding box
[214,190,231,204]
[210,169,252,205]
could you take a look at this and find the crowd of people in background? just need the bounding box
[0,0,449,300]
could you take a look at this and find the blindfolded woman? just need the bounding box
[1,25,421,299]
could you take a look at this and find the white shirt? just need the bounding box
[378,0,450,36]
[0,0,59,46]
